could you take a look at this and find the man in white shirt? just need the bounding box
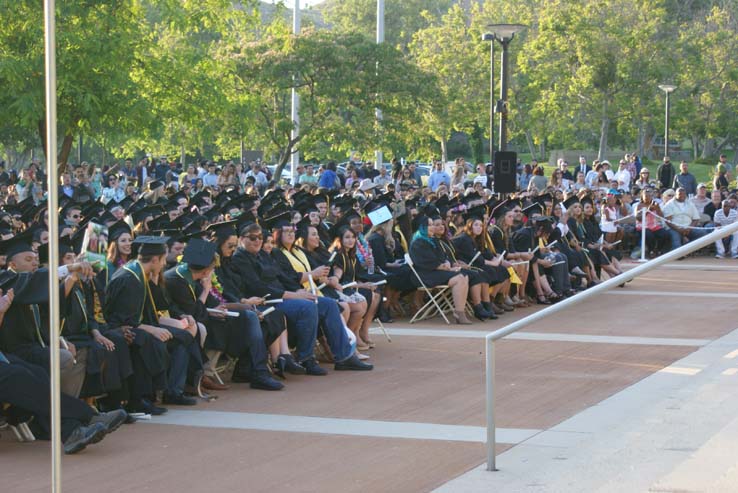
[614,160,632,190]
[661,187,706,251]
[373,166,393,189]
[202,162,219,187]
[713,199,738,258]
[246,163,268,190]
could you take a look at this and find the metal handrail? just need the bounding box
[485,219,738,471]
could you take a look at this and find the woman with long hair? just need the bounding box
[409,213,472,324]
[331,225,381,352]
[568,199,622,280]
[451,216,511,319]
[490,206,531,306]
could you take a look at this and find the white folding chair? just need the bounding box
[404,253,451,324]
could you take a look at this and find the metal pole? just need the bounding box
[375,0,384,169]
[664,91,670,159]
[485,338,497,471]
[290,0,301,185]
[498,39,510,152]
[638,206,648,262]
[484,218,738,471]
[489,39,495,163]
[43,0,63,490]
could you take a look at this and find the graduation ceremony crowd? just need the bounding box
[0,150,734,455]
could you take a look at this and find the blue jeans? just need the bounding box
[667,227,707,251]
[316,296,352,362]
[277,299,319,363]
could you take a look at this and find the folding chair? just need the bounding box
[0,407,35,442]
[404,253,451,324]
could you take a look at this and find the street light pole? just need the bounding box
[375,0,384,168]
[290,0,301,185]
[658,84,676,159]
[486,24,526,153]
[482,33,495,163]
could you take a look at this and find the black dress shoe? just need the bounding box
[302,357,328,376]
[89,409,128,434]
[334,353,373,371]
[277,354,306,375]
[481,302,498,319]
[63,423,107,454]
[250,372,284,391]
[127,398,168,416]
[473,304,492,321]
[162,392,198,406]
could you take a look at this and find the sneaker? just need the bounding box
[302,357,328,376]
[63,423,107,454]
[89,409,128,434]
[716,254,726,259]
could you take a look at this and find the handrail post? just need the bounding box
[483,218,738,472]
[486,335,497,471]
[637,206,648,263]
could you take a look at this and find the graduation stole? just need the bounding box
[394,226,409,254]
[339,252,357,282]
[175,263,198,303]
[282,247,323,295]
[122,260,162,325]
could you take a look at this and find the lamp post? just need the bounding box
[486,24,526,152]
[375,0,384,169]
[481,33,495,163]
[658,84,676,159]
[291,0,301,185]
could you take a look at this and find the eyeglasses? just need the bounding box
[244,235,263,241]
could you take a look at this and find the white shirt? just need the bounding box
[614,169,631,189]
[714,208,738,227]
[662,198,700,228]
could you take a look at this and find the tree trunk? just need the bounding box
[701,137,715,159]
[58,134,74,171]
[637,119,644,158]
[597,99,609,161]
[440,137,448,164]
[691,135,700,161]
[273,145,292,183]
[525,130,537,160]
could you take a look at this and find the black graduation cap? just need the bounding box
[132,235,169,256]
[462,191,483,206]
[182,239,217,268]
[148,214,172,232]
[0,230,35,259]
[98,211,117,225]
[131,205,164,225]
[462,205,487,222]
[295,215,313,240]
[105,199,126,212]
[21,202,45,224]
[164,198,182,212]
[312,193,328,205]
[171,213,194,229]
[81,201,104,219]
[117,196,135,212]
[522,202,544,219]
[190,190,213,209]
[580,197,594,208]
[535,193,554,205]
[147,180,164,192]
[562,196,580,210]
[205,219,238,240]
[203,208,223,222]
[60,201,83,218]
[108,220,133,242]
[262,211,292,231]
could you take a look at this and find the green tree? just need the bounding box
[0,0,149,170]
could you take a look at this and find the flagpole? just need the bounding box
[43,0,63,490]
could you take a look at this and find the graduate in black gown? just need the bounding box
[104,236,197,414]
[0,233,86,397]
[58,240,133,404]
[408,212,472,324]
[164,238,283,391]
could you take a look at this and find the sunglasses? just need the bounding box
[244,235,263,241]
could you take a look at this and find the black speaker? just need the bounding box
[493,151,518,194]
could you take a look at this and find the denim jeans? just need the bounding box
[315,296,352,362]
[231,309,271,378]
[667,227,707,251]
[277,299,319,363]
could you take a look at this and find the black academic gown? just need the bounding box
[451,233,509,285]
[104,262,174,399]
[62,279,132,398]
[0,268,67,371]
[408,238,457,287]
